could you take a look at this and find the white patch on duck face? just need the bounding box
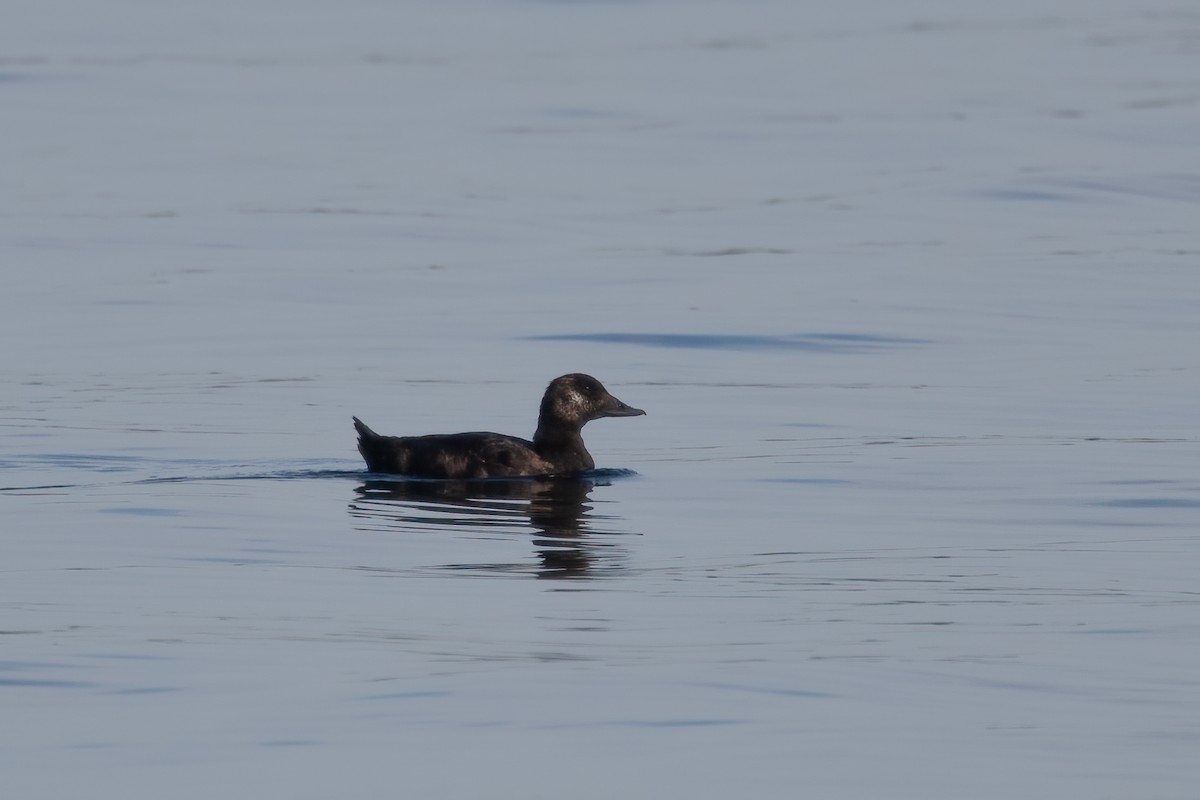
[555,385,589,419]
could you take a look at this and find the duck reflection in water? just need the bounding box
[349,472,634,578]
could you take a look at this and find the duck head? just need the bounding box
[540,373,645,428]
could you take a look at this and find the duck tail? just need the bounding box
[352,416,377,441]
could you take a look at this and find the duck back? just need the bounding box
[354,418,552,478]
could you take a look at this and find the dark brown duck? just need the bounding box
[353,373,645,478]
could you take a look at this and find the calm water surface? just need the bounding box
[4,1,1200,798]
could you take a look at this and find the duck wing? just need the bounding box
[354,420,549,478]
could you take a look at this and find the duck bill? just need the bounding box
[602,397,646,417]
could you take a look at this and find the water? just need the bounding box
[3,1,1200,797]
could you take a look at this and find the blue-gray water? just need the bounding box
[3,1,1199,797]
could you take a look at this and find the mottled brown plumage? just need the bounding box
[353,374,644,478]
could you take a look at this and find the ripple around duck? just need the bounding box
[0,463,367,493]
[348,472,636,579]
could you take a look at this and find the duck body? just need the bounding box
[353,374,644,478]
[350,428,558,478]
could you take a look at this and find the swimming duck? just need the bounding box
[353,373,644,478]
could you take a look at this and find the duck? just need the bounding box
[353,373,644,478]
